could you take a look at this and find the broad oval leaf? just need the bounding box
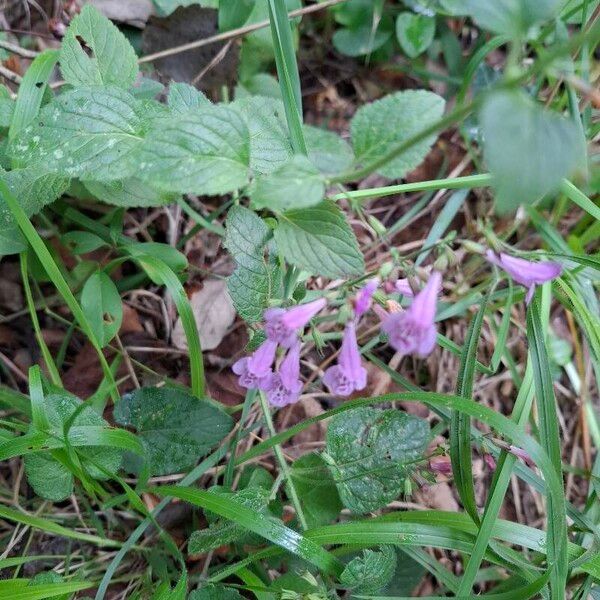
[135,105,250,195]
[114,386,233,476]
[325,407,429,514]
[351,90,445,179]
[250,155,325,211]
[84,178,178,208]
[304,125,354,175]
[60,5,139,88]
[480,90,586,213]
[396,12,436,58]
[167,82,211,113]
[273,200,364,278]
[340,545,397,593]
[8,86,145,181]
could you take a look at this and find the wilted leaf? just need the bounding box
[172,279,236,351]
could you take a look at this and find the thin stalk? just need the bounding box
[258,392,308,530]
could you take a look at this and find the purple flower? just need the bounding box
[266,341,303,407]
[381,271,441,357]
[354,279,379,317]
[395,278,415,297]
[232,339,277,390]
[322,320,367,396]
[486,250,562,304]
[264,298,327,348]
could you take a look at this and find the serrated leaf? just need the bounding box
[480,90,586,213]
[462,0,564,36]
[224,205,273,323]
[351,90,445,179]
[81,271,123,347]
[168,82,211,113]
[291,453,342,528]
[134,106,250,195]
[304,125,354,175]
[273,200,364,278]
[232,96,293,174]
[188,486,270,554]
[188,585,243,600]
[341,545,396,593]
[0,167,69,256]
[250,155,324,211]
[60,5,139,88]
[84,178,178,208]
[9,86,144,181]
[24,391,122,501]
[396,12,436,58]
[325,407,429,514]
[114,386,233,476]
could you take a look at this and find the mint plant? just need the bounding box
[0,0,598,598]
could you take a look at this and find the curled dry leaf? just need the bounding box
[172,279,236,352]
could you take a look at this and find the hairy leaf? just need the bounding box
[325,407,429,513]
[167,82,211,113]
[340,545,396,593]
[250,155,324,211]
[60,5,139,88]
[304,125,354,175]
[9,86,145,181]
[134,106,250,195]
[114,386,233,476]
[273,201,364,278]
[224,205,274,322]
[84,178,177,208]
[351,90,445,179]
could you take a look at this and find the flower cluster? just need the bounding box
[233,251,562,407]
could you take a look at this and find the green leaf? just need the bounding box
[463,0,565,36]
[28,572,69,600]
[84,178,178,208]
[351,90,445,179]
[0,167,69,256]
[232,96,293,174]
[581,553,600,579]
[188,584,243,600]
[114,386,233,476]
[340,545,396,594]
[333,24,393,57]
[396,12,436,58]
[9,86,144,181]
[125,242,188,273]
[167,82,211,113]
[290,453,342,528]
[273,200,364,278]
[250,155,324,211]
[219,0,256,31]
[188,486,270,553]
[304,125,354,175]
[224,205,274,323]
[135,106,250,195]
[480,90,586,213]
[236,73,282,101]
[60,4,138,88]
[24,390,122,501]
[0,91,14,128]
[81,271,123,347]
[324,407,429,514]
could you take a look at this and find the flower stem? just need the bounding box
[258,392,308,530]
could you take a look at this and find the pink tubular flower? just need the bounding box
[381,271,441,357]
[322,320,367,396]
[395,278,415,297]
[264,298,327,348]
[266,341,303,407]
[232,339,277,390]
[354,279,379,317]
[486,250,562,304]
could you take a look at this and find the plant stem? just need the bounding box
[258,392,308,530]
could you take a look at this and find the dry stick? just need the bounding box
[0,64,23,84]
[138,0,349,64]
[0,39,39,58]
